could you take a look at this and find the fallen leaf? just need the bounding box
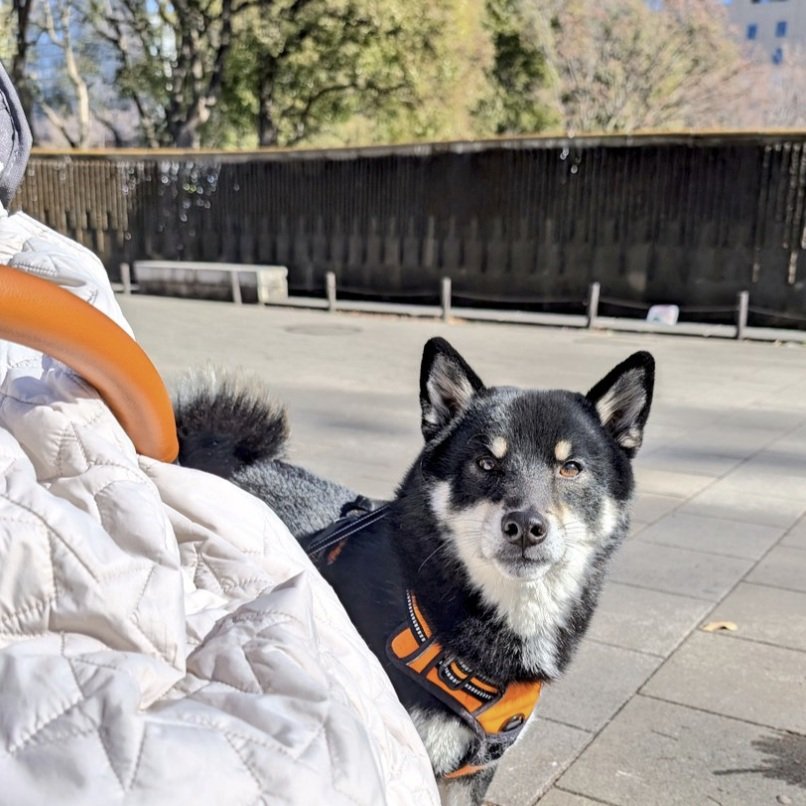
[701,621,738,633]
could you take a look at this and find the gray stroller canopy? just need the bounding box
[0,61,32,208]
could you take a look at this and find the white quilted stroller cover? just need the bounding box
[0,207,439,806]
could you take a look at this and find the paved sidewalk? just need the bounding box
[121,295,806,806]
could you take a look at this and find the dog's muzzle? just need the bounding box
[501,508,548,552]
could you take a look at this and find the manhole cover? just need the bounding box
[284,324,363,336]
[572,335,650,347]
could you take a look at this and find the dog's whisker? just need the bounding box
[417,542,452,574]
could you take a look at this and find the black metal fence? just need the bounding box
[12,133,806,327]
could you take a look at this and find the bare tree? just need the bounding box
[1,0,109,147]
[549,0,750,133]
[0,0,37,129]
[34,0,92,147]
[734,45,806,130]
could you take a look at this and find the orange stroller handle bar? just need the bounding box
[0,264,179,462]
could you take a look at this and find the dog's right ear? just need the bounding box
[420,338,485,441]
[586,351,654,456]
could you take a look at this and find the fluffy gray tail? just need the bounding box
[173,367,288,479]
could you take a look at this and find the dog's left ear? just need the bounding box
[586,352,654,456]
[420,337,485,441]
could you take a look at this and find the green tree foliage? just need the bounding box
[0,0,754,148]
[324,0,495,146]
[472,0,559,136]
[82,0,455,148]
[86,0,248,147]
[217,0,448,147]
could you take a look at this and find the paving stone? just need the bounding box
[608,540,754,601]
[118,297,806,806]
[761,431,806,457]
[626,520,649,539]
[746,546,806,594]
[635,512,783,560]
[684,423,793,454]
[636,446,744,478]
[708,582,806,653]
[768,391,806,414]
[680,484,806,529]
[717,450,806,500]
[587,581,712,656]
[782,517,806,550]
[558,695,806,806]
[530,789,604,806]
[648,408,724,432]
[633,467,716,499]
[485,718,592,806]
[720,408,806,434]
[642,631,806,734]
[630,493,681,524]
[538,641,661,733]
[638,424,688,453]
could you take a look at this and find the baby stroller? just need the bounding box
[0,61,437,806]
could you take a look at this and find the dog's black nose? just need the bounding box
[501,510,548,548]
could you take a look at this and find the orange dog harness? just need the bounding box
[387,590,542,778]
[305,508,544,779]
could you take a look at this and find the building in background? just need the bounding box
[724,0,806,64]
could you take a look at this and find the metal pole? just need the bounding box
[326,271,337,312]
[441,277,452,322]
[230,271,243,304]
[121,263,131,294]
[736,290,749,340]
[587,281,600,328]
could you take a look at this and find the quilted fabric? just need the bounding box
[0,207,439,806]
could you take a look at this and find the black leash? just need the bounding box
[302,502,391,558]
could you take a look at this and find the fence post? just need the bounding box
[120,263,131,294]
[736,290,749,340]
[441,277,452,322]
[326,271,337,312]
[230,271,243,304]
[587,282,600,328]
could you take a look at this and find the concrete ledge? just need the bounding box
[132,260,288,304]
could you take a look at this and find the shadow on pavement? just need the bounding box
[715,730,806,790]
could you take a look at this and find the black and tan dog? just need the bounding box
[174,338,654,805]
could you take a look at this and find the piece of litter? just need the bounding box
[701,621,738,633]
[646,304,680,326]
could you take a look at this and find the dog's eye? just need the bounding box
[559,461,583,478]
[476,456,497,472]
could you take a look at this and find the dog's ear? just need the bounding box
[420,338,485,441]
[586,352,654,456]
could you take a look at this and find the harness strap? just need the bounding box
[302,503,390,559]
[387,591,542,778]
